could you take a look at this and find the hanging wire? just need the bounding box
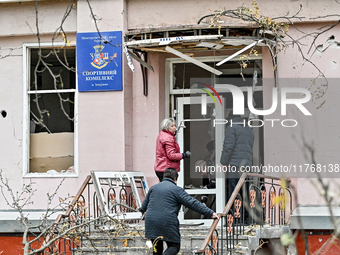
[213,49,216,87]
[182,61,186,100]
[212,49,218,117]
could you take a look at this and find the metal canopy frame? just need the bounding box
[165,46,223,76]
[123,26,271,98]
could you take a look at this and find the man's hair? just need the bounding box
[164,168,178,181]
[227,110,241,120]
[160,117,175,131]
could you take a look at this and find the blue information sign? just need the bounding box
[76,31,123,92]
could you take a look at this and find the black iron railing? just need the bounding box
[197,173,292,254]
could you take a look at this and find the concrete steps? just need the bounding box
[74,224,290,255]
[76,225,212,254]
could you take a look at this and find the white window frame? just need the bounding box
[22,42,78,178]
[165,54,263,118]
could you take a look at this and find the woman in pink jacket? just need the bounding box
[154,118,190,182]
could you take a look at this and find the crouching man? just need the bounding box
[140,168,218,255]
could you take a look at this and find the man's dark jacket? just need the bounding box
[220,116,254,167]
[141,178,214,243]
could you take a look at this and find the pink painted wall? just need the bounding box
[0,0,132,210]
[0,35,26,207]
[131,52,168,187]
[0,1,77,37]
[127,0,340,29]
[0,0,339,213]
[0,0,79,210]
[77,0,128,174]
[263,22,340,205]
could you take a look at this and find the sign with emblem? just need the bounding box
[76,31,122,92]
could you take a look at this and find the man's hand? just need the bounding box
[137,207,145,214]
[211,212,219,219]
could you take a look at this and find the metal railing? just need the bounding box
[34,172,147,254]
[33,172,291,254]
[196,173,292,254]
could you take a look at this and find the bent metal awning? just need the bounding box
[123,25,272,95]
[124,26,265,70]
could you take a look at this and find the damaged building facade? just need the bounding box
[0,0,340,254]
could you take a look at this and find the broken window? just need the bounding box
[26,46,76,174]
[172,59,263,90]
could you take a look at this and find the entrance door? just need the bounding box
[175,97,262,225]
[176,96,225,225]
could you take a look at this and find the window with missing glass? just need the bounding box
[172,59,263,90]
[23,44,77,175]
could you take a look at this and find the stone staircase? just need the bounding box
[75,225,208,254]
[73,224,290,255]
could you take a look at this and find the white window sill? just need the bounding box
[23,172,78,178]
[0,0,43,3]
